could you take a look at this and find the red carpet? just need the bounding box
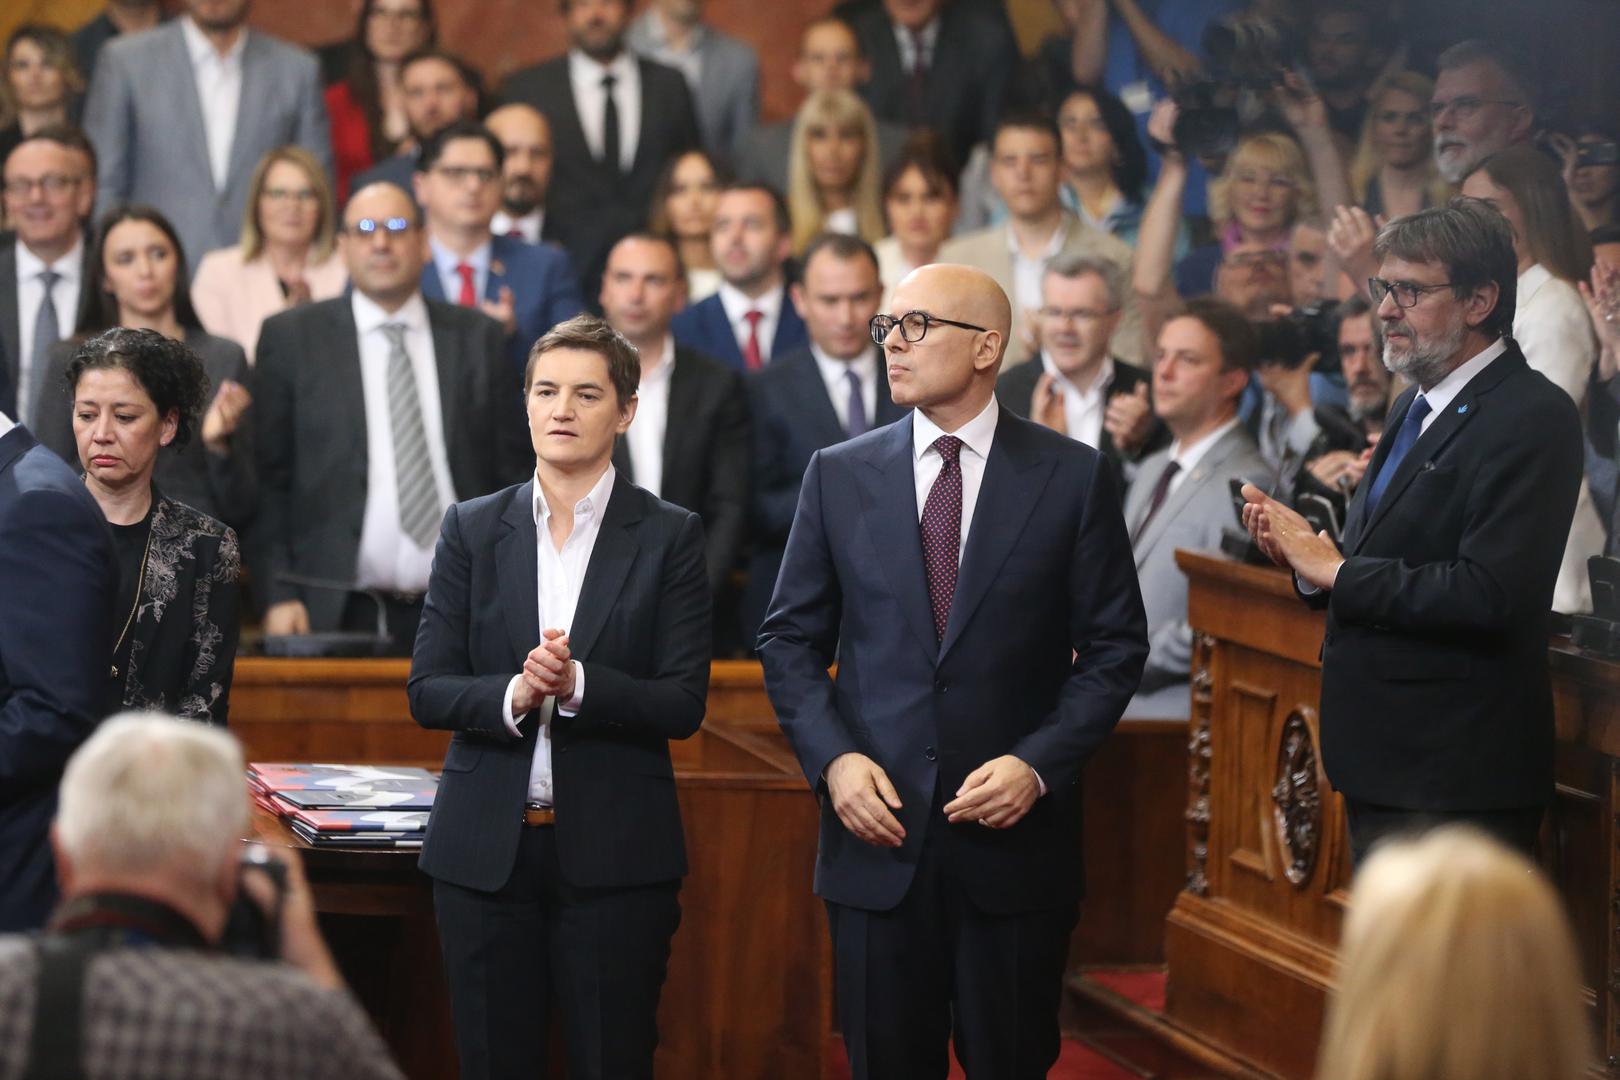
[1087,969,1168,1013]
[827,1037,1140,1079]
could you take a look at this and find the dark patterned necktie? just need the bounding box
[920,435,963,641]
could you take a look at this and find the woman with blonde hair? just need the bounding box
[1350,71,1451,220]
[786,89,885,254]
[1317,827,1591,1080]
[190,146,347,363]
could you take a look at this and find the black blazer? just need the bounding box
[758,410,1147,914]
[252,296,526,630]
[0,424,116,931]
[500,55,700,297]
[836,0,1024,167]
[410,475,711,893]
[610,346,750,594]
[0,235,91,420]
[995,356,1167,492]
[111,492,240,726]
[35,330,259,531]
[1308,344,1583,811]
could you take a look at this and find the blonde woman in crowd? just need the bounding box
[1318,827,1591,1080]
[1350,71,1451,220]
[786,88,884,255]
[190,147,347,364]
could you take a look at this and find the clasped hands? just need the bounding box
[1240,483,1344,591]
[510,627,575,717]
[825,751,1040,848]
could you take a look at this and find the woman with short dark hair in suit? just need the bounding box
[61,327,240,725]
[36,205,257,531]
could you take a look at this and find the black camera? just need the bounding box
[220,843,288,960]
[1255,304,1339,372]
[1577,141,1620,167]
[1169,14,1300,160]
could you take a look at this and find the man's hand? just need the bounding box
[1307,449,1368,491]
[1240,483,1344,590]
[1104,381,1155,455]
[1032,372,1068,435]
[1256,352,1318,419]
[241,833,344,990]
[514,629,574,716]
[943,755,1040,829]
[825,752,905,848]
[481,286,517,336]
[1578,260,1620,380]
[201,379,252,454]
[263,600,310,636]
[1328,206,1384,296]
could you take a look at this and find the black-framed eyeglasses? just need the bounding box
[2,174,83,198]
[870,311,989,346]
[346,216,414,236]
[1368,277,1457,309]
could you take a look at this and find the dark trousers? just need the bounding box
[826,812,1079,1080]
[432,825,682,1080]
[1345,800,1545,870]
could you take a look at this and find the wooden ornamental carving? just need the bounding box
[1271,709,1322,887]
[1185,633,1216,896]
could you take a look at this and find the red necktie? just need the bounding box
[506,229,525,241]
[741,309,765,371]
[920,435,963,642]
[455,263,477,307]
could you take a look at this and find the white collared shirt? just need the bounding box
[912,394,999,563]
[716,280,785,365]
[14,237,82,425]
[0,410,14,438]
[811,343,879,434]
[823,207,859,236]
[892,16,940,74]
[430,236,491,306]
[1413,335,1508,433]
[568,49,641,172]
[492,209,544,245]
[1165,416,1241,498]
[1007,220,1069,315]
[351,289,456,592]
[624,337,675,497]
[1038,353,1113,450]
[180,16,246,191]
[500,465,615,804]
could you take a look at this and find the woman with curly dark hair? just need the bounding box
[36,205,256,529]
[63,327,241,725]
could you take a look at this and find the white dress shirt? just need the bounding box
[500,466,615,804]
[892,17,940,74]
[1165,416,1241,498]
[430,236,491,306]
[351,290,456,593]
[568,49,641,173]
[624,337,674,497]
[1413,336,1508,434]
[811,344,879,434]
[716,280,784,364]
[1007,220,1069,315]
[912,394,999,563]
[492,209,544,245]
[1038,353,1113,450]
[0,411,14,437]
[180,17,246,192]
[823,207,859,236]
[14,237,82,424]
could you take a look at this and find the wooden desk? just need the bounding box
[1160,551,1620,1078]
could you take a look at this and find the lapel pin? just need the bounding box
[1456,403,1469,414]
[491,260,506,276]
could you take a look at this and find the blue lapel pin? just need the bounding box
[1456,403,1468,414]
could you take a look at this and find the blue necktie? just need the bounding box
[1364,393,1431,515]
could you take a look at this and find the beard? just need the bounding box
[1382,310,1466,388]
[503,178,541,216]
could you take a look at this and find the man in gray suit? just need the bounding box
[1125,298,1268,719]
[83,0,331,266]
[626,0,759,168]
[253,183,525,654]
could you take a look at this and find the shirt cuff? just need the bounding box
[556,661,584,716]
[502,674,525,737]
[1033,768,1048,797]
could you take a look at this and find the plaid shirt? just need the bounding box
[0,940,405,1080]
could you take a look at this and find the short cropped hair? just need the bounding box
[415,120,505,173]
[1179,296,1258,373]
[1436,38,1536,114]
[718,181,792,236]
[800,231,880,277]
[6,122,98,179]
[609,230,687,282]
[1372,197,1519,339]
[56,713,249,890]
[524,314,641,406]
[991,108,1062,155]
[399,46,481,95]
[1044,252,1124,311]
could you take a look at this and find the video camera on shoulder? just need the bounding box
[1255,304,1340,373]
[1168,14,1300,161]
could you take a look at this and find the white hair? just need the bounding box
[56,713,249,886]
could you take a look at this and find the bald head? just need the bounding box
[882,263,1008,429]
[485,104,554,217]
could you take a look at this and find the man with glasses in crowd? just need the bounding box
[254,182,525,652]
[0,127,94,426]
[1243,199,1583,865]
[761,263,1146,1078]
[1430,39,1536,186]
[414,122,584,376]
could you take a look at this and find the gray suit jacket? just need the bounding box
[83,22,331,266]
[736,115,909,197]
[626,12,759,167]
[1123,423,1268,719]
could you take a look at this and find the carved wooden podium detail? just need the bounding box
[1271,709,1322,888]
[1186,632,1216,897]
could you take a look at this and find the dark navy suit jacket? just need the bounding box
[421,233,585,377]
[670,288,807,374]
[0,424,116,931]
[758,408,1147,914]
